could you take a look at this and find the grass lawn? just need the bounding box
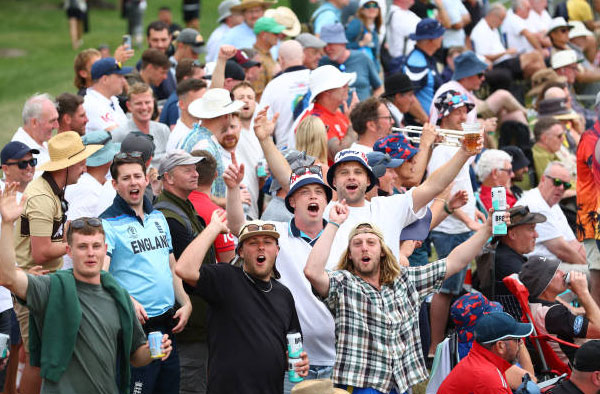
[0,0,291,146]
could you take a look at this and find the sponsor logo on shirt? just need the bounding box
[573,315,584,335]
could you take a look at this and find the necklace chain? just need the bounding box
[243,269,273,293]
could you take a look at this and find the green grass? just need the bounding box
[0,0,230,147]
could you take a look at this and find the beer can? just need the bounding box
[492,211,507,236]
[0,333,9,358]
[564,272,571,285]
[148,331,165,359]
[491,186,507,211]
[287,332,303,358]
[256,160,267,177]
[288,357,304,383]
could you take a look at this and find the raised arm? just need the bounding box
[412,135,482,212]
[304,201,349,297]
[400,123,437,187]
[254,106,292,192]
[175,210,229,285]
[0,184,29,300]
[223,152,246,237]
[210,45,237,90]
[444,209,499,278]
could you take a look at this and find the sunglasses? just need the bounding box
[5,158,37,169]
[71,217,103,229]
[546,175,571,189]
[292,165,322,177]
[241,223,276,233]
[450,94,469,104]
[114,151,143,160]
[363,2,379,8]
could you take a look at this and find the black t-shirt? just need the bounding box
[549,379,584,394]
[494,242,527,295]
[185,264,301,394]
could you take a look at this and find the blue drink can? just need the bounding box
[148,331,165,359]
[288,358,304,383]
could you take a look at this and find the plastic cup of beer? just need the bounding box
[461,122,482,153]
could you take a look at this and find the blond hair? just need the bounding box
[336,222,401,286]
[295,116,328,164]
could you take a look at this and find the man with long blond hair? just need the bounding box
[304,201,501,394]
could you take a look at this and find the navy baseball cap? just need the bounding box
[91,57,133,80]
[366,151,404,178]
[1,142,40,165]
[475,312,533,344]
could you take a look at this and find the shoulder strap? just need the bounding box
[154,200,194,235]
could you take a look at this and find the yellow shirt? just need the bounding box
[567,0,594,21]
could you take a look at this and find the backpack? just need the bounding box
[380,8,408,75]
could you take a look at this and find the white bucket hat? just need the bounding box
[547,17,573,34]
[551,49,580,69]
[188,88,244,119]
[309,65,356,103]
[569,20,594,39]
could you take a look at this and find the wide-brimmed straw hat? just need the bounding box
[265,6,301,37]
[188,88,244,119]
[230,0,275,12]
[38,131,102,172]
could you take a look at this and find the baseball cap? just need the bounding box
[176,28,205,54]
[295,33,326,49]
[507,205,546,228]
[253,17,286,34]
[225,60,246,81]
[233,49,261,69]
[120,132,155,164]
[573,340,600,372]
[158,150,203,179]
[1,141,40,165]
[91,57,133,80]
[501,146,530,172]
[238,220,280,244]
[366,151,404,178]
[519,255,561,299]
[474,312,533,344]
[326,149,378,192]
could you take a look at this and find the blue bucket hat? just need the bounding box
[285,167,332,213]
[82,131,120,167]
[475,312,533,344]
[452,51,488,81]
[409,18,445,41]
[366,151,404,178]
[327,149,379,192]
[91,57,133,80]
[320,23,348,44]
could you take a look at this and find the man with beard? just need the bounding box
[232,82,264,218]
[56,93,88,135]
[111,83,170,169]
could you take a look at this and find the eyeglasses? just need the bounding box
[71,217,103,229]
[240,223,276,233]
[375,115,394,122]
[4,158,37,169]
[363,2,379,8]
[292,165,322,177]
[114,151,143,160]
[545,175,571,189]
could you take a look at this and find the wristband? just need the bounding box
[444,201,454,215]
[329,221,340,228]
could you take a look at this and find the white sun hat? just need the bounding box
[309,65,356,104]
[188,88,244,119]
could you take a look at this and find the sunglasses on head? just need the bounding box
[241,223,276,233]
[71,217,103,229]
[114,151,143,160]
[449,94,469,104]
[292,165,322,177]
[363,2,379,8]
[546,175,571,189]
[5,158,37,169]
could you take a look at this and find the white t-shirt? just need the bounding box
[274,221,336,366]
[323,190,426,269]
[111,118,170,169]
[501,9,535,53]
[235,126,264,220]
[526,9,552,33]
[63,173,116,269]
[442,0,469,48]
[516,188,577,260]
[83,88,128,133]
[471,19,512,64]
[11,127,50,177]
[205,23,230,63]
[168,118,192,152]
[349,142,373,154]
[429,80,478,125]
[428,145,475,234]
[259,68,311,151]
[387,5,420,58]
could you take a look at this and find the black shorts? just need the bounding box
[66,6,86,20]
[493,56,523,80]
[182,0,200,22]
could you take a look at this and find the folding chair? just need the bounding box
[502,274,580,379]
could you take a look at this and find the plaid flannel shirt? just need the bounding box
[325,259,447,393]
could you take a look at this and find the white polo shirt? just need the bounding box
[501,9,535,53]
[83,88,128,133]
[11,127,50,176]
[471,19,513,64]
[526,9,552,33]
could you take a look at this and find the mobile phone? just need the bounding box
[122,34,132,49]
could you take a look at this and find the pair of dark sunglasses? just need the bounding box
[546,175,571,189]
[114,151,143,160]
[292,165,322,177]
[241,223,276,233]
[5,158,37,169]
